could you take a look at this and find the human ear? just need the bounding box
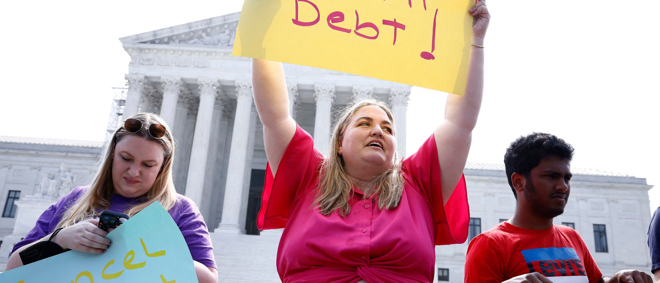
[511,172,526,194]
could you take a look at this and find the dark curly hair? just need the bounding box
[504,133,574,199]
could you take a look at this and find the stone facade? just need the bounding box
[117,12,412,234]
[0,137,102,260]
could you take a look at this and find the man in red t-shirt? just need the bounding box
[465,133,652,283]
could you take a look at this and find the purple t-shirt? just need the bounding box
[10,187,216,269]
[649,206,660,272]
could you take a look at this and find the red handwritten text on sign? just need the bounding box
[292,0,438,60]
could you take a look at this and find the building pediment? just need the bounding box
[119,11,409,93]
[119,12,240,49]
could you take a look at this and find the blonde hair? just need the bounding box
[56,113,178,228]
[315,100,404,216]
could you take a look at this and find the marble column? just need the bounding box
[287,83,299,119]
[177,103,199,194]
[211,107,236,230]
[218,81,254,233]
[238,107,258,232]
[313,84,335,155]
[123,74,145,118]
[201,96,228,226]
[160,76,183,126]
[206,107,231,231]
[172,90,193,194]
[185,78,222,207]
[352,86,374,103]
[389,88,411,158]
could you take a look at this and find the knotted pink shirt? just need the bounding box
[258,125,469,282]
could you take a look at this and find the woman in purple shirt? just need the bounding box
[6,113,218,283]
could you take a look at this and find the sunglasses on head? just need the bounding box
[123,118,167,139]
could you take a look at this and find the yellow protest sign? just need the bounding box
[234,0,474,95]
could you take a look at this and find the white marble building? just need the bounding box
[117,12,412,235]
[0,12,654,282]
[0,137,102,258]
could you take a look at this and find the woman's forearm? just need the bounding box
[194,260,218,283]
[444,40,484,131]
[252,58,297,175]
[6,233,55,270]
[252,58,291,128]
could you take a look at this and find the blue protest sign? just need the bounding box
[0,201,197,282]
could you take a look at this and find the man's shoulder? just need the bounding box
[477,223,513,242]
[554,224,582,238]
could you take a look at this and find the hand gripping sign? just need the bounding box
[233,0,474,95]
[0,201,198,283]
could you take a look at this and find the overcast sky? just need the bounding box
[0,1,658,211]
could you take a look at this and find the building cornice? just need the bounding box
[119,13,241,45]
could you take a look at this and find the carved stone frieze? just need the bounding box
[212,61,251,71]
[157,57,175,67]
[139,23,237,48]
[139,57,156,66]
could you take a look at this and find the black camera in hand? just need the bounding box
[98,210,129,231]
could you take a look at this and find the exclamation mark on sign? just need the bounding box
[420,8,438,60]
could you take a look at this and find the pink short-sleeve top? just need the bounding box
[258,125,469,282]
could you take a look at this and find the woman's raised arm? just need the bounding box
[252,58,297,175]
[434,0,490,205]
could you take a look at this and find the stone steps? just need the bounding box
[210,230,282,282]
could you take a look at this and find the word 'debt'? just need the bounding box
[15,238,175,283]
[292,0,441,60]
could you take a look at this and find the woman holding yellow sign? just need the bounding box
[252,0,489,281]
[6,113,218,283]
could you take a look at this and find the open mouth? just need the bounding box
[366,140,383,149]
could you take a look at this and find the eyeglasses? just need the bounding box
[123,118,167,139]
